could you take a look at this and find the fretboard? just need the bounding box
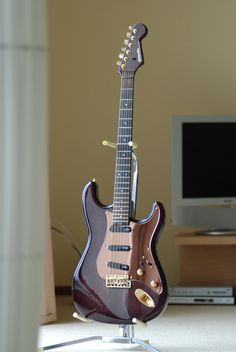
[113,72,134,225]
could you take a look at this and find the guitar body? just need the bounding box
[72,181,168,324]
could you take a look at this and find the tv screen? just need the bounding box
[182,122,236,199]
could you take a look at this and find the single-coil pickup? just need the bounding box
[108,245,131,251]
[110,225,131,233]
[106,274,131,288]
[107,261,129,271]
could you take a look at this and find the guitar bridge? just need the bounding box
[106,274,131,288]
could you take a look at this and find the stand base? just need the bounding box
[39,324,161,352]
[40,335,160,352]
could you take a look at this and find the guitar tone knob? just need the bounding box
[137,268,144,276]
[150,280,159,288]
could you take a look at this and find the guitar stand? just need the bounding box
[39,142,161,352]
[40,321,160,352]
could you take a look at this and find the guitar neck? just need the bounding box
[113,72,134,225]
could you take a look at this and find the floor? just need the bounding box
[38,296,236,352]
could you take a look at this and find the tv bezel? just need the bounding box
[172,115,236,208]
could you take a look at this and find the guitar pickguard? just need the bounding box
[96,208,163,294]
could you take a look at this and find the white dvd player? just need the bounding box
[168,296,235,305]
[169,286,234,297]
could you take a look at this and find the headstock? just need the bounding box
[117,23,148,76]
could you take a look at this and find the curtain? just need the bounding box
[0,0,53,350]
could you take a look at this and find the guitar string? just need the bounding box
[113,72,127,275]
[116,70,133,274]
[111,69,134,278]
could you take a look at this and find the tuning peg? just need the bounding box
[124,39,129,45]
[119,53,124,59]
[121,64,126,69]
[117,60,122,66]
[126,49,130,55]
[131,35,135,40]
[126,32,131,38]
[128,25,133,31]
[128,42,132,48]
[121,47,126,52]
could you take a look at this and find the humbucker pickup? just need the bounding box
[106,274,131,288]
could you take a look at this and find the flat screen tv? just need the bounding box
[172,115,236,234]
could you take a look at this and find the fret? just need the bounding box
[116,158,131,161]
[120,133,131,137]
[119,126,132,129]
[113,216,129,220]
[115,179,130,182]
[114,191,130,195]
[114,201,130,204]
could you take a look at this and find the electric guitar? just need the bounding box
[72,23,168,325]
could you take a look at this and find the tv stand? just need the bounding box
[196,228,236,236]
[175,232,236,287]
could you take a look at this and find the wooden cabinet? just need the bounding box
[175,233,236,287]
